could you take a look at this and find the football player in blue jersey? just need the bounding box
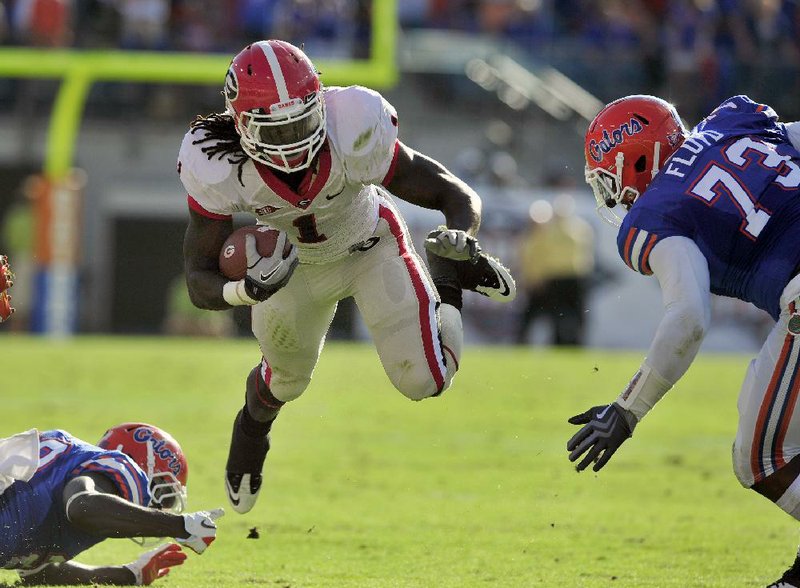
[568,94,800,587]
[0,423,224,585]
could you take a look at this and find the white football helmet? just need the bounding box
[224,40,327,173]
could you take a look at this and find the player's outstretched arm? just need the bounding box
[183,208,234,310]
[63,474,186,539]
[386,142,481,235]
[19,544,186,586]
[566,236,711,472]
[63,474,223,552]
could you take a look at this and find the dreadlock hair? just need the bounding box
[190,112,250,186]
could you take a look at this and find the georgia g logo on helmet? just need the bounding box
[224,67,239,104]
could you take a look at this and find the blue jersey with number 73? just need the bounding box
[618,95,800,320]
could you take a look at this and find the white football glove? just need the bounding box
[123,543,187,586]
[243,232,299,302]
[176,508,224,554]
[424,226,481,263]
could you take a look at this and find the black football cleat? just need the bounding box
[225,472,263,515]
[456,253,516,302]
[768,558,800,588]
[225,410,271,514]
[767,575,800,588]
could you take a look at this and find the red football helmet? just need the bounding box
[98,422,188,513]
[224,40,326,173]
[584,95,687,225]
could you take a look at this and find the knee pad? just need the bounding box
[732,438,755,488]
[395,371,441,402]
[267,368,311,403]
[389,304,463,401]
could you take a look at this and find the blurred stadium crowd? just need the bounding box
[3,0,800,119]
[0,0,787,346]
[0,1,371,56]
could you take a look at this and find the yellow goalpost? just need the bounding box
[0,0,397,335]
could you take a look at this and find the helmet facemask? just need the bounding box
[232,93,326,173]
[141,434,187,514]
[585,141,664,227]
[127,441,187,548]
[149,471,187,513]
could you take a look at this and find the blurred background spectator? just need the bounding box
[514,191,595,346]
[0,173,40,331]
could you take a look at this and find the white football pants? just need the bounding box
[251,199,461,403]
[733,274,800,506]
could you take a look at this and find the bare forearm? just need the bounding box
[21,562,135,586]
[185,268,230,310]
[69,493,187,539]
[387,143,482,235]
[182,209,234,310]
[436,174,482,235]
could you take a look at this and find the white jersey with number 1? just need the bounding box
[177,84,460,404]
[178,85,400,265]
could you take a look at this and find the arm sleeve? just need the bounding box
[615,236,712,419]
[178,131,237,219]
[327,86,399,184]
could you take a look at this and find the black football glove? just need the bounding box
[243,233,298,302]
[566,403,637,472]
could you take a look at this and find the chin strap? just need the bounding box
[651,141,662,179]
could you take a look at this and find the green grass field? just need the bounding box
[0,335,796,587]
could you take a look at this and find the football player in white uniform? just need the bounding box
[178,40,516,514]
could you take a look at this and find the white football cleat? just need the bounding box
[225,472,262,514]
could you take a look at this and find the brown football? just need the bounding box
[218,225,284,280]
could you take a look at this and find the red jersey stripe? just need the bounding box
[188,196,232,220]
[381,140,401,187]
[378,204,445,392]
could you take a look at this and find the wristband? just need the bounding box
[123,562,144,586]
[223,280,258,306]
[615,362,673,421]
